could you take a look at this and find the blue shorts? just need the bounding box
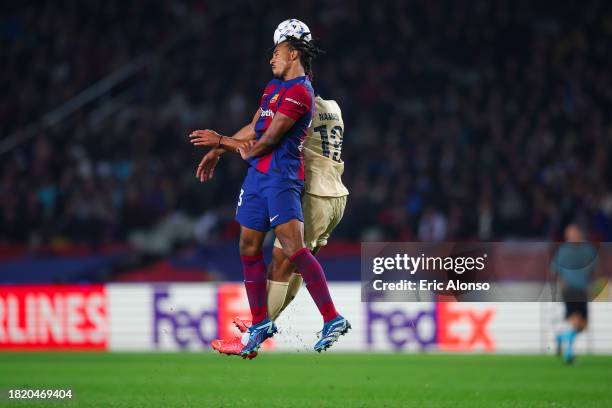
[235,167,304,232]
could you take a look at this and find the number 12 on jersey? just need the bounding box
[313,125,343,162]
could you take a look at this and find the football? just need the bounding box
[273,19,312,45]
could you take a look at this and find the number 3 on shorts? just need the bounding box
[237,188,244,206]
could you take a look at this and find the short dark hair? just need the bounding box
[284,37,324,79]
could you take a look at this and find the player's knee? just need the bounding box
[239,237,261,256]
[269,258,293,282]
[281,244,302,260]
[275,235,303,259]
[274,220,305,257]
[267,248,290,281]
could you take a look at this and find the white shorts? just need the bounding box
[274,193,347,250]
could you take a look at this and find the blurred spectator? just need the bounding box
[1,0,612,248]
[418,206,447,242]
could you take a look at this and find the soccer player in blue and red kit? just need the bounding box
[192,20,350,357]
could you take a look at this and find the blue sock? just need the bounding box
[562,329,577,360]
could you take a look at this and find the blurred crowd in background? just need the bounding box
[2,0,612,254]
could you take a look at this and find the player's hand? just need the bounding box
[196,150,221,182]
[237,140,256,160]
[189,129,222,147]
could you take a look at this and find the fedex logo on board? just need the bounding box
[152,287,217,349]
[151,284,274,350]
[366,299,495,352]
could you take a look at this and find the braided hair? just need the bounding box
[284,37,324,80]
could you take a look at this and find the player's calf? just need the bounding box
[289,247,340,322]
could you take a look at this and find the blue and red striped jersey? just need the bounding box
[249,76,314,181]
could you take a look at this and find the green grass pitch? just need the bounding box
[1,353,611,407]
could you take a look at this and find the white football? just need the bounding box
[273,19,312,45]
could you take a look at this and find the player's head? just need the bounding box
[271,19,323,79]
[564,223,586,242]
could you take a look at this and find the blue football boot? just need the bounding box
[314,315,351,352]
[240,318,277,358]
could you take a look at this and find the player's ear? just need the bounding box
[289,48,299,62]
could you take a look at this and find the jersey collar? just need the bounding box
[282,75,307,86]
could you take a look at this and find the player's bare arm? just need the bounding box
[191,130,251,150]
[190,108,260,150]
[238,111,296,160]
[194,109,261,182]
